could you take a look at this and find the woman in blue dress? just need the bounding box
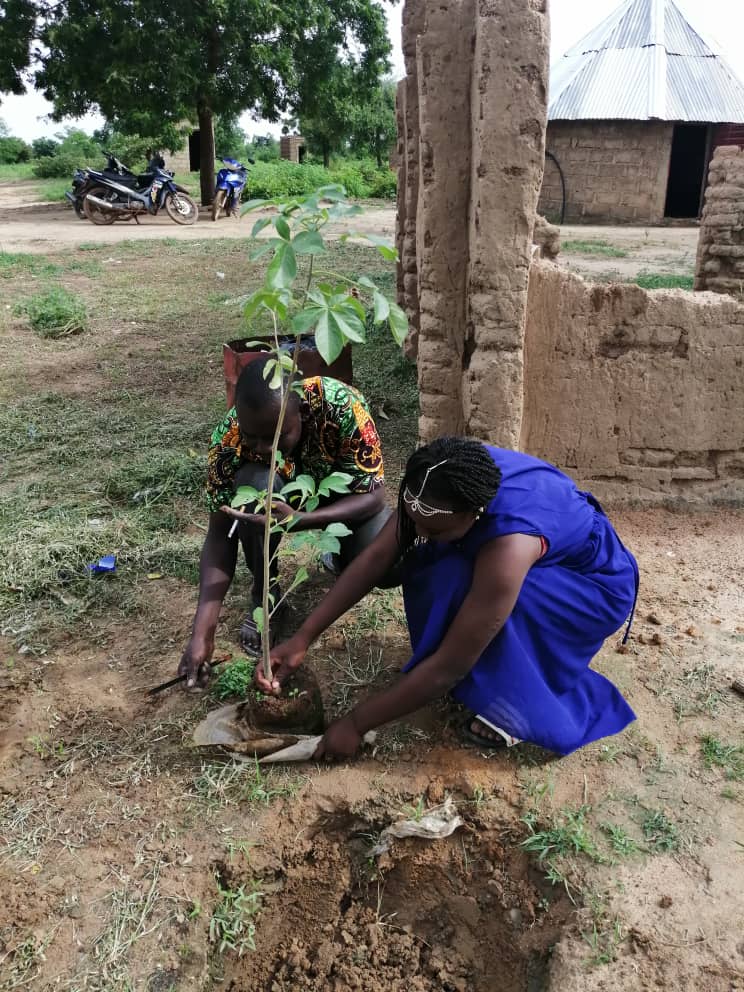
[261,437,639,759]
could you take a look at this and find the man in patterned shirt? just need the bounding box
[179,356,390,686]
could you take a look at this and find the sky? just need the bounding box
[2,0,744,142]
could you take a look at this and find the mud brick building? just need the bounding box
[538,0,744,225]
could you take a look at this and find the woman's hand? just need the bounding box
[255,634,309,694]
[220,501,301,528]
[313,716,362,761]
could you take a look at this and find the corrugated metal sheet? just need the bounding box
[549,0,744,123]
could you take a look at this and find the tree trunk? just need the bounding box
[375,136,382,169]
[198,104,216,206]
[323,141,330,169]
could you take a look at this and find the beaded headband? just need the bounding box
[402,459,454,517]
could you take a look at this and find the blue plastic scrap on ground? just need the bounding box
[87,555,117,574]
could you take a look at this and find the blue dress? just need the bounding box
[402,447,638,755]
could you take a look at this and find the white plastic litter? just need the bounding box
[369,797,464,856]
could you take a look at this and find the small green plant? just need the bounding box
[238,185,407,682]
[600,821,639,858]
[521,805,605,864]
[403,795,426,821]
[212,656,256,700]
[209,879,262,956]
[701,735,744,781]
[641,809,679,852]
[583,913,626,967]
[15,286,88,338]
[633,272,693,290]
[562,239,627,258]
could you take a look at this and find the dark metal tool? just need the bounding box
[147,656,230,696]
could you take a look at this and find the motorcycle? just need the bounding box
[65,151,144,222]
[82,156,198,226]
[211,157,251,221]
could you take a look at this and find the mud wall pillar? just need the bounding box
[397,0,549,444]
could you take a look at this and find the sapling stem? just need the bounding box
[258,251,319,682]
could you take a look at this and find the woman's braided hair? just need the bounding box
[397,437,502,553]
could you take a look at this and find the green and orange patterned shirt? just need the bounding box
[205,377,384,512]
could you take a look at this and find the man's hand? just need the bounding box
[313,716,362,761]
[178,634,214,689]
[255,634,308,694]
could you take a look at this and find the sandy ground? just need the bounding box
[0,193,696,283]
[0,200,397,253]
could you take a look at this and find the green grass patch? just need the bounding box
[14,286,88,338]
[701,735,744,781]
[212,657,256,700]
[522,805,606,864]
[0,162,36,181]
[562,239,628,258]
[640,809,679,852]
[632,272,694,291]
[209,879,262,956]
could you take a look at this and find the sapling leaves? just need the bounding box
[266,242,297,290]
[274,215,291,242]
[292,230,325,255]
[388,301,409,344]
[231,485,261,510]
[251,216,272,238]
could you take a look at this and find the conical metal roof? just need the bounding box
[549,0,744,122]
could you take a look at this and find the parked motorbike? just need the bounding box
[212,157,252,221]
[82,155,198,226]
[65,151,141,221]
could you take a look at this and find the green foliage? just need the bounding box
[633,272,694,290]
[215,115,248,160]
[32,129,102,178]
[562,239,628,258]
[521,805,606,865]
[349,78,397,167]
[249,135,280,162]
[31,137,59,158]
[600,821,639,858]
[212,657,256,700]
[640,809,679,852]
[92,124,160,170]
[0,0,35,95]
[0,135,32,163]
[33,0,390,195]
[701,735,744,781]
[241,158,395,202]
[240,184,406,677]
[14,286,88,338]
[209,879,262,956]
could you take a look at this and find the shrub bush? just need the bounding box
[243,158,396,201]
[0,136,32,164]
[32,129,102,178]
[15,287,88,338]
[31,137,59,159]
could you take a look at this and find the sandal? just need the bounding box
[459,715,519,751]
[239,595,287,657]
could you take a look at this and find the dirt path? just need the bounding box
[0,198,698,286]
[0,202,396,253]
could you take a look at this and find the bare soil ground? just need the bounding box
[0,192,694,285]
[1,235,743,992]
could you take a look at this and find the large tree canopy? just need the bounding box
[34,0,391,203]
[0,0,36,95]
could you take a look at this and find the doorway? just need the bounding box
[664,123,710,218]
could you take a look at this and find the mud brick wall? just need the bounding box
[280,135,305,163]
[539,121,674,224]
[521,261,744,502]
[694,145,744,300]
[397,0,549,445]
